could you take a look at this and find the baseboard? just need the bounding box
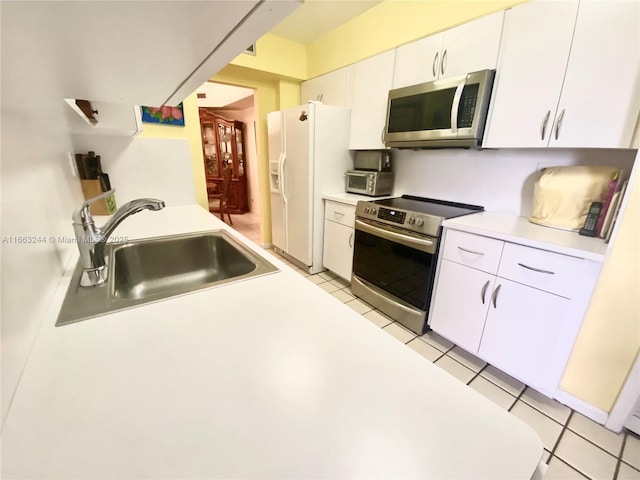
[554,389,608,425]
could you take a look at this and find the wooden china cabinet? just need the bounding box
[199,108,248,214]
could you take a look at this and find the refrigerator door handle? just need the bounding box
[280,152,288,203]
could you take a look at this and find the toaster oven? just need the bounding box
[345,170,393,196]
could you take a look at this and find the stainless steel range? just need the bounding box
[351,195,484,335]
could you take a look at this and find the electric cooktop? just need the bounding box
[356,195,484,237]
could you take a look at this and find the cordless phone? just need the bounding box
[579,202,603,237]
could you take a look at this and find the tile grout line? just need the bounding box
[466,363,489,386]
[612,432,628,480]
[547,409,573,464]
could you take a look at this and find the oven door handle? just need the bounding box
[355,219,436,254]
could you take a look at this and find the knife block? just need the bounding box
[80,180,117,215]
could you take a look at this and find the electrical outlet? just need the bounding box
[68,152,78,177]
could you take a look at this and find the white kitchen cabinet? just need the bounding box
[393,11,504,89]
[483,0,579,148]
[349,50,396,150]
[478,279,570,395]
[301,67,352,109]
[484,0,640,149]
[548,0,640,148]
[393,33,443,88]
[6,2,299,109]
[429,260,495,354]
[429,226,599,397]
[323,200,356,280]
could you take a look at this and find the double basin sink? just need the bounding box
[56,230,279,326]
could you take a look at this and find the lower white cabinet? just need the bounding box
[323,200,356,280]
[477,279,570,395]
[429,227,598,397]
[430,260,495,354]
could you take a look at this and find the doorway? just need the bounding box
[194,81,261,243]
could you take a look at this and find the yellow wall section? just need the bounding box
[561,164,640,411]
[138,92,208,209]
[307,0,527,78]
[231,33,307,80]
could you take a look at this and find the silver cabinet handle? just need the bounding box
[491,284,502,308]
[381,126,385,144]
[441,49,447,76]
[481,280,490,305]
[334,211,345,216]
[540,110,551,140]
[432,51,439,78]
[518,262,555,275]
[554,108,565,140]
[348,232,354,248]
[458,246,485,256]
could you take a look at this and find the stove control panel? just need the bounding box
[377,207,406,224]
[356,201,443,237]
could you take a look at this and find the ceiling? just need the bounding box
[269,0,383,44]
[197,1,383,108]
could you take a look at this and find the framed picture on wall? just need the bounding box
[140,103,185,126]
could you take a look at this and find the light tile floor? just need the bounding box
[266,248,640,480]
[215,209,262,244]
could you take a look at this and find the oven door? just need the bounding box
[352,218,438,320]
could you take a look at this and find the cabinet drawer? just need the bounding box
[442,229,504,274]
[498,243,584,298]
[324,201,356,227]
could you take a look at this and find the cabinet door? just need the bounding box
[349,50,396,149]
[483,1,579,148]
[549,1,640,148]
[429,260,495,354]
[322,220,354,280]
[478,279,570,396]
[393,33,443,88]
[440,11,504,78]
[301,67,351,108]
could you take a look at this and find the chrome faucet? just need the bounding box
[72,189,165,287]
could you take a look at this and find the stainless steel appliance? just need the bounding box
[351,195,483,334]
[345,170,393,196]
[384,69,495,149]
[353,150,392,171]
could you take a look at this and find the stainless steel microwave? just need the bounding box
[345,170,393,196]
[384,69,495,149]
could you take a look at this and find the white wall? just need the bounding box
[392,148,637,216]
[0,114,84,425]
[70,136,197,208]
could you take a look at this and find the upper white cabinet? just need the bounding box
[349,50,396,150]
[301,67,353,109]
[548,1,640,148]
[3,1,299,108]
[393,33,443,88]
[484,0,640,149]
[393,11,504,88]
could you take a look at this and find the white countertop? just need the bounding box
[444,211,609,261]
[2,205,542,479]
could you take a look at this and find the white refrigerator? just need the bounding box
[268,102,351,273]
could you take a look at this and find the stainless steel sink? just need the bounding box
[56,230,279,326]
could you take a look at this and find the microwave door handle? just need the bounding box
[450,80,465,134]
